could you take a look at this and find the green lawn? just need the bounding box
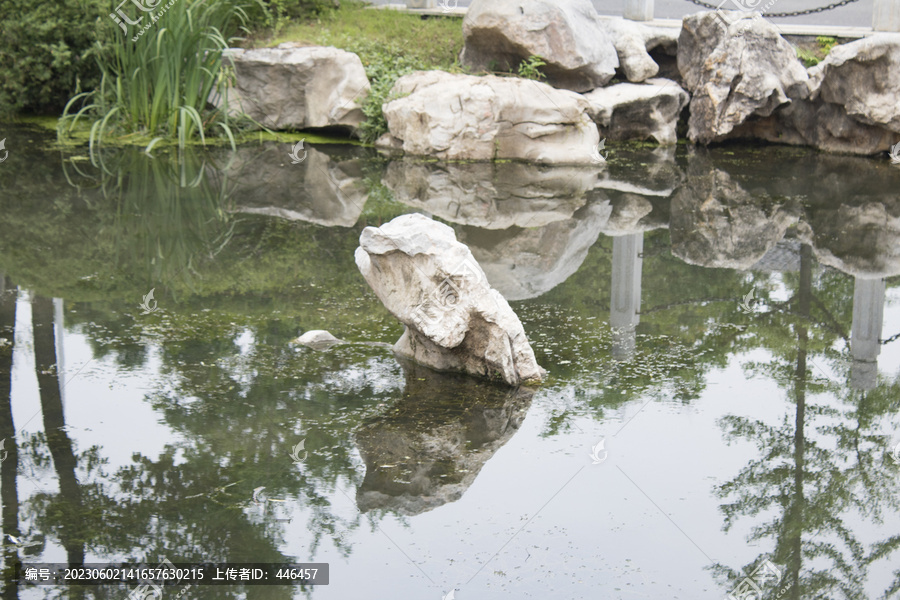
[249,1,467,143]
[256,1,464,70]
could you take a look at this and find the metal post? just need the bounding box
[625,0,654,21]
[873,0,900,31]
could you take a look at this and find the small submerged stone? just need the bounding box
[294,330,345,351]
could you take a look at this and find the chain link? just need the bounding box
[685,0,862,18]
[880,331,900,345]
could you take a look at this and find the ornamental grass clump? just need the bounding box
[60,0,258,151]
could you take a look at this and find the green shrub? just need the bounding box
[517,55,546,81]
[243,0,338,33]
[357,43,421,145]
[0,0,107,115]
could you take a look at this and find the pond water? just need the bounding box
[1,123,899,600]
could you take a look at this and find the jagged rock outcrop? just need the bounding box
[597,17,678,83]
[677,11,810,144]
[809,34,900,133]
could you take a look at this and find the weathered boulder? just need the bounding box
[583,78,689,145]
[225,143,367,227]
[213,44,369,131]
[459,0,618,92]
[379,71,600,164]
[677,11,810,143]
[382,160,598,229]
[597,18,678,83]
[709,34,900,155]
[355,360,533,515]
[354,213,545,385]
[728,98,897,155]
[809,34,900,132]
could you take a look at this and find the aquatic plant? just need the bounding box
[59,0,258,151]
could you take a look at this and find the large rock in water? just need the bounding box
[808,34,900,133]
[583,78,689,146]
[459,0,618,92]
[726,34,900,154]
[213,44,369,132]
[677,12,810,144]
[354,214,545,386]
[378,71,599,164]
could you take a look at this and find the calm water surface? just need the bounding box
[0,124,899,599]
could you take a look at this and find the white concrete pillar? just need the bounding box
[873,0,900,31]
[610,233,643,360]
[625,0,654,21]
[850,277,885,390]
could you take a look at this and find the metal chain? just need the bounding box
[880,331,900,345]
[685,0,862,18]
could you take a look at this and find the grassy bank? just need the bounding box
[50,1,465,149]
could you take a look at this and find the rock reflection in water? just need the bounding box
[383,160,598,229]
[458,201,612,301]
[354,360,533,516]
[226,143,368,227]
[669,151,801,270]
